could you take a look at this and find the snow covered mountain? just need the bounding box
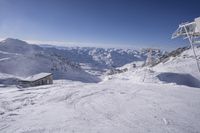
[41,45,164,70]
[0,38,100,83]
[0,38,165,80]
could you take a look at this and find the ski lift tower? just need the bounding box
[172,17,200,72]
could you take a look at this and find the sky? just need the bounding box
[0,0,200,50]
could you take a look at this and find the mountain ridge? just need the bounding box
[0,38,165,82]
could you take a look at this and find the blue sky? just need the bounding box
[0,0,200,50]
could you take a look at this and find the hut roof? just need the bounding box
[21,73,52,82]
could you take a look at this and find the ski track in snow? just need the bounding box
[0,79,200,133]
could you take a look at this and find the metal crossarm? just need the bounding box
[172,17,200,72]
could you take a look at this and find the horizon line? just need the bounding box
[0,37,171,51]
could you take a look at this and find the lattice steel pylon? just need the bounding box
[172,17,200,72]
[146,48,153,66]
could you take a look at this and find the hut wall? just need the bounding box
[19,74,53,88]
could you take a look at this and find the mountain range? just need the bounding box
[0,38,165,82]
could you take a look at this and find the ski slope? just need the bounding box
[0,77,200,133]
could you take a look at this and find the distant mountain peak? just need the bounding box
[1,38,28,44]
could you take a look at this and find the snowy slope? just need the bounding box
[0,78,200,133]
[154,46,200,79]
[0,38,42,55]
[104,46,200,88]
[0,38,100,83]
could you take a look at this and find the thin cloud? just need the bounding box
[25,39,140,49]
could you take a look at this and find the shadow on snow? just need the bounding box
[157,72,200,88]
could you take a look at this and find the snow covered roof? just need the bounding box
[21,73,52,82]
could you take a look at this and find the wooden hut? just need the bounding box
[19,73,53,87]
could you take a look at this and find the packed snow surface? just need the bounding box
[0,77,200,133]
